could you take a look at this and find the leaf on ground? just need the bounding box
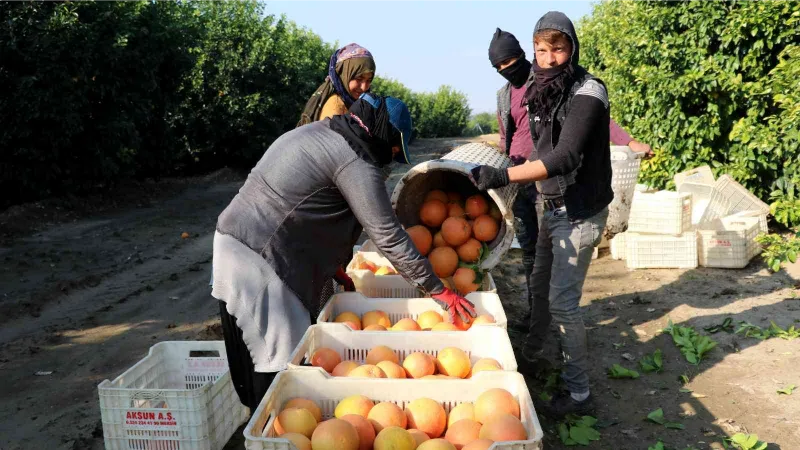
[608,363,640,379]
[640,349,664,373]
[646,408,666,425]
[648,442,666,450]
[777,384,796,395]
[665,422,686,429]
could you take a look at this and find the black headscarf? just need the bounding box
[525,11,581,120]
[329,97,398,167]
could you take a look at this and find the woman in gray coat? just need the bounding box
[212,93,476,410]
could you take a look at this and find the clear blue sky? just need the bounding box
[265,1,596,114]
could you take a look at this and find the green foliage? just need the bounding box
[645,408,684,430]
[724,433,768,450]
[579,1,800,226]
[0,0,332,206]
[370,77,471,139]
[463,112,499,137]
[639,349,664,373]
[663,320,717,365]
[607,363,640,379]
[735,320,800,340]
[756,230,800,272]
[558,415,601,446]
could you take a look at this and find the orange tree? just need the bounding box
[579,0,800,226]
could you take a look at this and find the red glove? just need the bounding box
[334,266,356,292]
[431,287,477,324]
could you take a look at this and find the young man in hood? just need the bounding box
[487,28,652,334]
[477,12,625,418]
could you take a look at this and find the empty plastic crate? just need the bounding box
[98,341,249,450]
[317,292,508,329]
[287,324,517,374]
[610,232,627,260]
[674,165,715,189]
[625,232,698,269]
[678,182,713,225]
[697,216,762,268]
[243,369,543,450]
[627,191,692,235]
[699,175,770,225]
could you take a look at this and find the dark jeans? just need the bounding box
[512,184,539,322]
[525,206,608,393]
[219,300,276,412]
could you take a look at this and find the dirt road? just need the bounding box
[1,135,798,450]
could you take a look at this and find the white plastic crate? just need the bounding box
[699,175,770,225]
[674,165,715,189]
[610,232,627,260]
[98,341,249,450]
[347,249,496,298]
[625,232,698,269]
[243,369,543,450]
[697,216,761,268]
[317,292,508,329]
[728,210,769,234]
[678,182,713,225]
[627,191,692,235]
[605,146,643,239]
[287,324,517,374]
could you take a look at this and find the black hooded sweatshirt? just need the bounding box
[527,11,613,221]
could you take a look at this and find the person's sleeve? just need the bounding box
[609,118,634,146]
[335,159,444,294]
[539,80,609,177]
[319,95,347,120]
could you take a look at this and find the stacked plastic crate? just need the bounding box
[612,166,769,269]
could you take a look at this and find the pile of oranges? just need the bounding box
[405,190,501,295]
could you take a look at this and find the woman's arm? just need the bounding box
[335,158,444,294]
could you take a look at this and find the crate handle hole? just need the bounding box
[189,350,220,358]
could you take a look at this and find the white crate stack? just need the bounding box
[618,166,768,269]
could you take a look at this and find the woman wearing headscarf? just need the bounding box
[297,43,376,126]
[472,11,612,418]
[214,94,476,411]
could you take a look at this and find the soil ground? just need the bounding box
[1,135,797,450]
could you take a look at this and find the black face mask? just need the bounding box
[499,58,532,88]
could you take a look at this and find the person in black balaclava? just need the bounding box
[488,28,539,335]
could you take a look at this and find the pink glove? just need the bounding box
[333,266,356,292]
[431,287,477,324]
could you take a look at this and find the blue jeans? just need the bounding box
[526,205,608,394]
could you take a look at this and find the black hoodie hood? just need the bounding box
[533,11,580,68]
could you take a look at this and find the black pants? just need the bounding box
[219,300,276,412]
[512,184,539,322]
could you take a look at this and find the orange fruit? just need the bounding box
[310,348,341,374]
[362,310,391,329]
[311,418,359,450]
[420,200,448,228]
[435,347,471,378]
[425,190,449,204]
[478,414,527,441]
[368,402,407,433]
[465,195,489,219]
[474,389,520,424]
[441,217,471,247]
[445,419,482,449]
[332,360,360,377]
[283,398,322,423]
[456,239,482,263]
[405,398,447,438]
[453,267,480,295]
[407,225,433,256]
[340,414,376,450]
[366,345,399,365]
[403,352,436,378]
[429,247,459,278]
[472,215,499,242]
